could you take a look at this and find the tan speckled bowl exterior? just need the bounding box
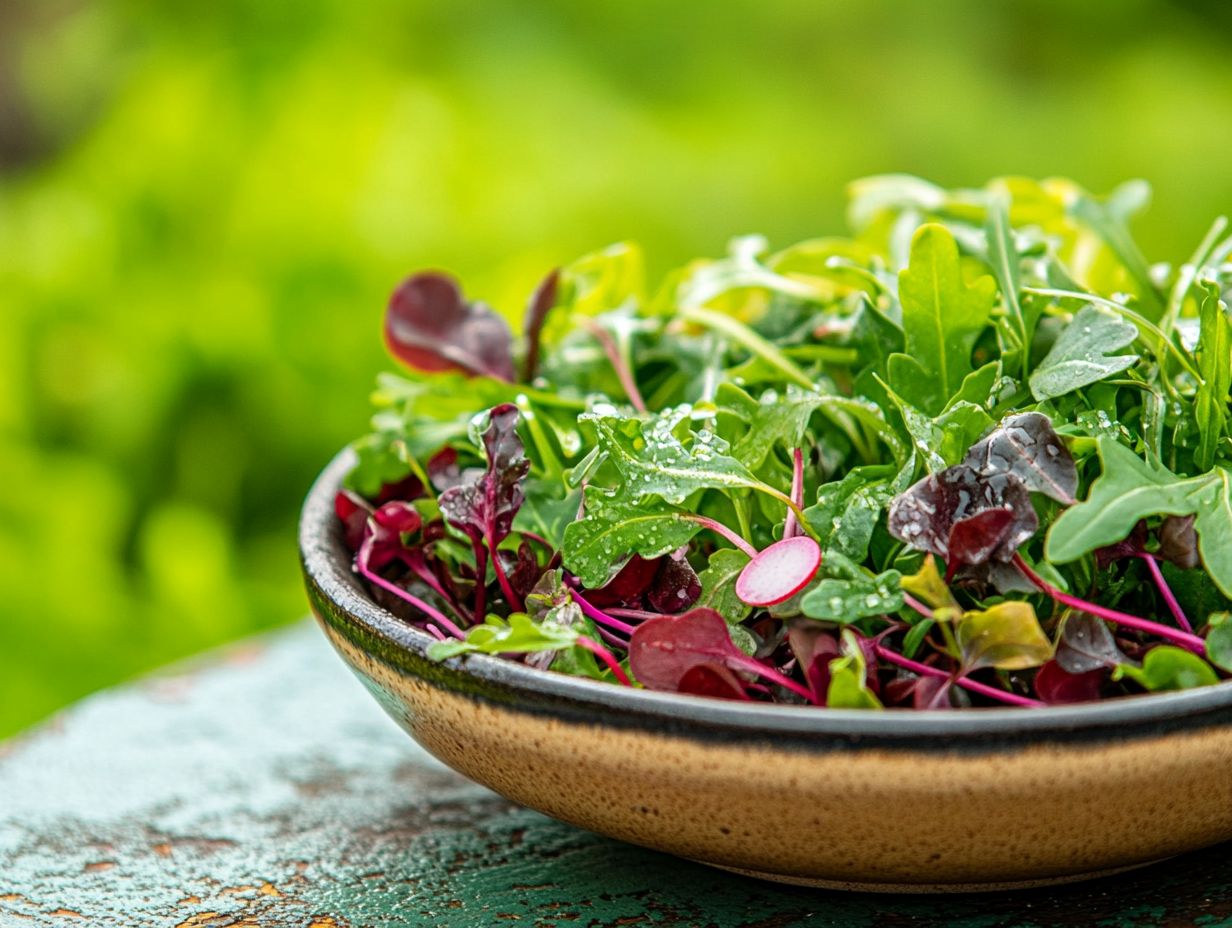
[301,450,1232,892]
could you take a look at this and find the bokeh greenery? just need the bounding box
[3,0,1232,736]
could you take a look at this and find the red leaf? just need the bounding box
[1035,659,1106,704]
[438,404,529,549]
[677,663,751,700]
[385,272,516,381]
[521,268,560,382]
[628,608,749,694]
[647,551,702,614]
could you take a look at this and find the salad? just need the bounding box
[334,175,1232,709]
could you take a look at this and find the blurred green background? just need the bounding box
[3,0,1232,737]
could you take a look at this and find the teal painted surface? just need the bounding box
[2,623,1232,927]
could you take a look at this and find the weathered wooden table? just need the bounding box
[2,622,1231,928]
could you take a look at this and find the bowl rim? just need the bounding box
[301,446,1232,743]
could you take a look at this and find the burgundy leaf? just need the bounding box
[1095,520,1148,569]
[629,608,750,694]
[787,623,840,702]
[427,447,467,493]
[647,550,702,614]
[335,489,373,551]
[1158,515,1199,570]
[506,541,543,601]
[946,509,1018,582]
[375,472,425,505]
[962,412,1077,503]
[438,404,529,550]
[1055,611,1130,674]
[385,272,516,382]
[521,268,560,382]
[357,501,423,571]
[677,663,751,700]
[1035,659,1106,704]
[912,674,953,709]
[585,555,661,608]
[888,464,1037,569]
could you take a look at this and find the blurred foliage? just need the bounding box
[2,0,1232,736]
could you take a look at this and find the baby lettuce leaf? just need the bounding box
[800,568,903,623]
[438,404,530,553]
[887,223,996,414]
[385,272,516,382]
[1055,611,1130,674]
[1028,305,1139,400]
[1193,281,1231,472]
[1113,646,1219,692]
[695,547,752,623]
[628,608,748,694]
[427,613,581,661]
[1046,437,1232,596]
[962,412,1077,503]
[956,602,1053,673]
[1034,660,1105,704]
[561,494,702,588]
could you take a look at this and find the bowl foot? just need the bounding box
[697,858,1167,893]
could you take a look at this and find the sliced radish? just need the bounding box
[735,536,822,607]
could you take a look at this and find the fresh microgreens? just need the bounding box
[337,174,1232,710]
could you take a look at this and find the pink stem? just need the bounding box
[725,653,820,705]
[519,530,554,551]
[576,635,633,686]
[1140,554,1194,633]
[784,448,804,539]
[594,625,630,649]
[581,319,647,414]
[358,562,467,639]
[404,556,472,625]
[874,644,1044,708]
[902,593,934,619]
[425,624,446,642]
[490,537,525,613]
[1013,554,1206,655]
[605,607,670,622]
[683,514,759,559]
[568,588,638,635]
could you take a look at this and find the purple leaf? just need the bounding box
[335,489,373,551]
[385,272,516,382]
[1158,515,1199,570]
[1094,520,1148,569]
[375,472,425,505]
[735,536,823,607]
[427,447,467,493]
[438,404,530,550]
[585,555,660,608]
[357,501,423,571]
[787,623,840,702]
[962,412,1077,504]
[505,541,543,601]
[521,268,560,382]
[647,550,702,614]
[1055,611,1130,674]
[888,464,1037,570]
[629,608,751,694]
[677,663,751,700]
[1035,659,1105,704]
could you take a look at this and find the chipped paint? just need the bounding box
[1,623,1231,927]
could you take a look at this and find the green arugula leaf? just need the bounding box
[586,408,787,506]
[1113,646,1219,691]
[695,548,752,623]
[956,602,1053,672]
[1047,437,1232,596]
[1193,281,1231,472]
[802,462,912,562]
[888,223,996,414]
[1029,305,1139,400]
[561,493,702,588]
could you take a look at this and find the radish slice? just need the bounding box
[735,536,822,607]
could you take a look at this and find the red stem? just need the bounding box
[404,557,473,626]
[472,542,488,620]
[568,588,638,635]
[1140,554,1194,633]
[683,514,759,559]
[490,536,525,613]
[902,593,934,619]
[581,319,647,414]
[874,644,1045,708]
[358,562,467,640]
[725,653,820,705]
[1012,554,1206,655]
[576,635,633,686]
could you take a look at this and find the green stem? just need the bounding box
[680,305,817,391]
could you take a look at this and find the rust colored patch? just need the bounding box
[306,918,348,928]
[82,861,115,873]
[46,911,83,919]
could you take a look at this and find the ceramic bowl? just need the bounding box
[300,448,1232,893]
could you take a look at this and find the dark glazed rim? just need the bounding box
[301,447,1232,751]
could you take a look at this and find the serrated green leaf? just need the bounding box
[428,613,581,661]
[890,223,996,413]
[561,494,702,588]
[800,569,902,623]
